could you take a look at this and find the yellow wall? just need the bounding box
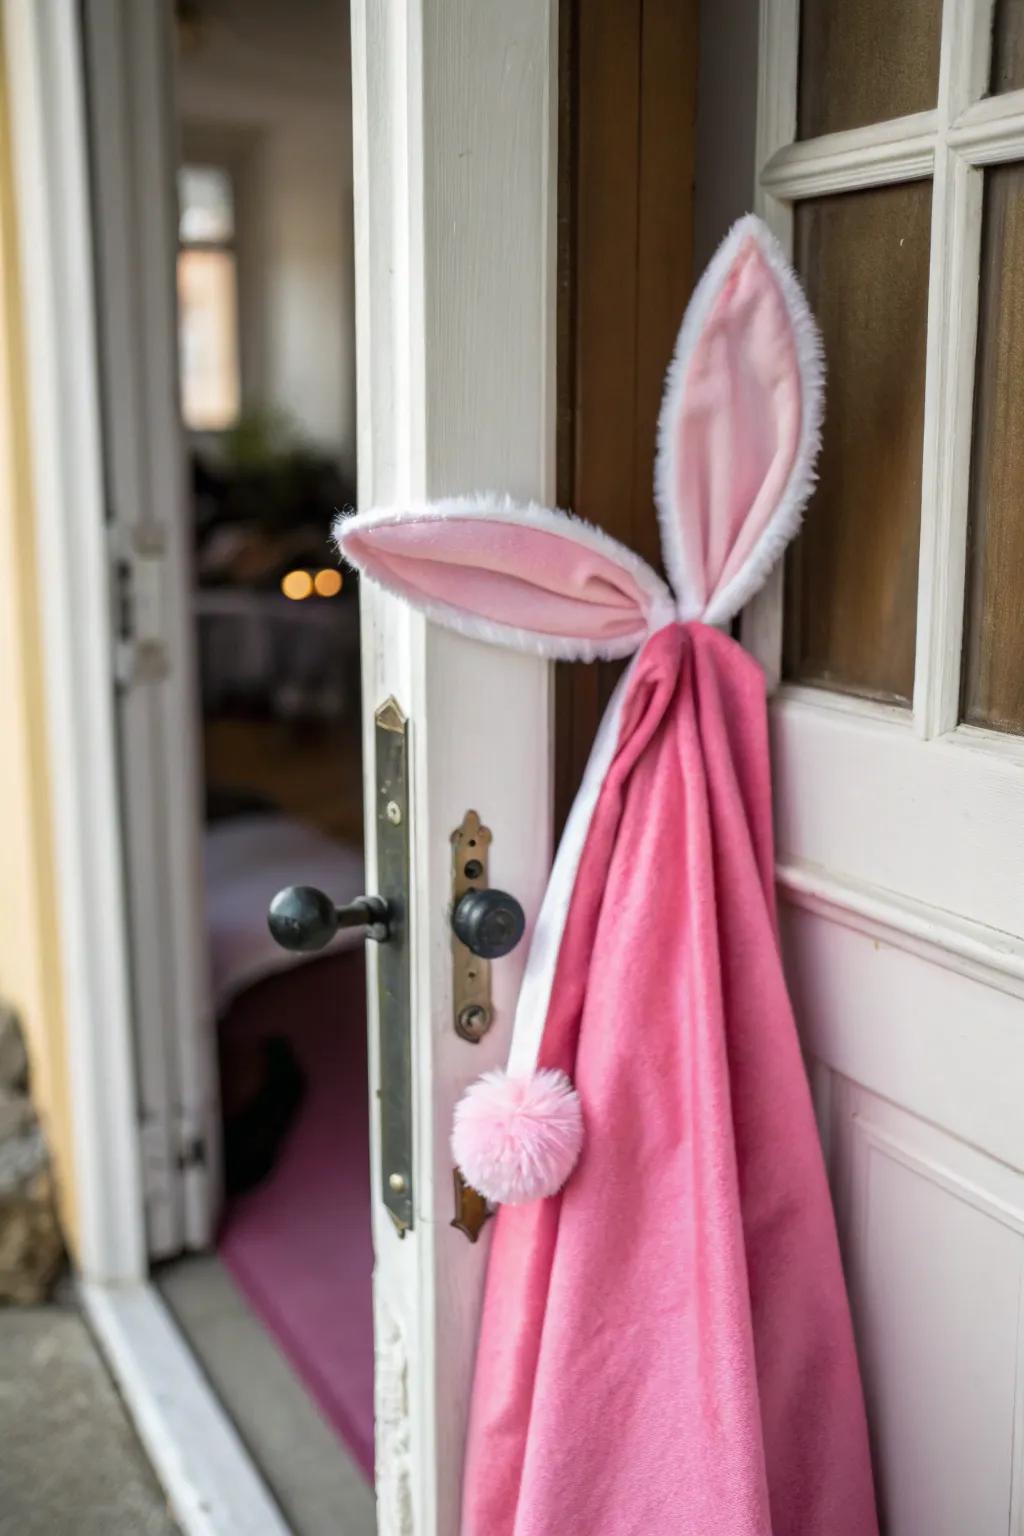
[0,26,77,1248]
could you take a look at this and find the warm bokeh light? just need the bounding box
[281,569,314,600]
[314,568,343,597]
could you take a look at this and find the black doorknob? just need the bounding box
[451,888,526,959]
[268,886,389,951]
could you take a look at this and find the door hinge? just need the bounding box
[141,1112,207,1184]
[174,1101,211,1171]
[176,1131,207,1171]
[107,521,171,687]
[139,1114,177,1215]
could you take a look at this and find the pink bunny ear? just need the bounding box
[655,214,824,626]
[334,496,674,661]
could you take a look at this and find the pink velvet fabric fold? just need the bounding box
[343,518,659,645]
[461,623,877,1536]
[671,238,803,612]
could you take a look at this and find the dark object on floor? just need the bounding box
[205,784,277,823]
[222,1036,306,1197]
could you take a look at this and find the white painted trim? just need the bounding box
[849,1116,1024,1237]
[335,495,674,661]
[952,720,1024,766]
[82,0,218,1257]
[654,214,824,627]
[769,691,1024,941]
[949,85,1024,160]
[81,1281,291,1536]
[942,1,996,122]
[775,681,914,729]
[3,0,146,1282]
[754,0,798,219]
[760,113,936,200]
[912,3,987,738]
[777,861,1024,1003]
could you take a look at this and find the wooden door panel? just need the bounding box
[555,0,697,829]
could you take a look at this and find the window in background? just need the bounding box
[177,165,241,431]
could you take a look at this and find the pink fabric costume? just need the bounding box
[337,216,878,1535]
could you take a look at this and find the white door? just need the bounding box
[747,3,1024,1531]
[350,2,557,1530]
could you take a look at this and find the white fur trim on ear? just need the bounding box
[333,494,675,663]
[654,213,825,627]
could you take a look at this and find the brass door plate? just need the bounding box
[376,696,413,1235]
[451,810,493,1042]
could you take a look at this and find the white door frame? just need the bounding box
[83,0,218,1260]
[5,0,216,1276]
[3,0,146,1287]
[3,2,308,1528]
[351,2,558,1527]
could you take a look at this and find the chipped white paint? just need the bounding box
[375,1301,414,1536]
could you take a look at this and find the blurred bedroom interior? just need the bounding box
[159,3,375,1530]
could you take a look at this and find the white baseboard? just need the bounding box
[80,1279,292,1536]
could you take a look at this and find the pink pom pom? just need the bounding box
[451,1068,584,1205]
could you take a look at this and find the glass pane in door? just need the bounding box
[798,0,942,139]
[783,181,932,704]
[962,163,1024,734]
[991,0,1024,94]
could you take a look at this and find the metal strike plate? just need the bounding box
[376,697,413,1235]
[451,810,493,1041]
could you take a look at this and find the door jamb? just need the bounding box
[82,0,218,1258]
[4,10,294,1527]
[2,0,146,1284]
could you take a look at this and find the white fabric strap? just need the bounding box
[505,649,643,1078]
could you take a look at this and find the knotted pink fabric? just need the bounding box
[460,623,878,1536]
